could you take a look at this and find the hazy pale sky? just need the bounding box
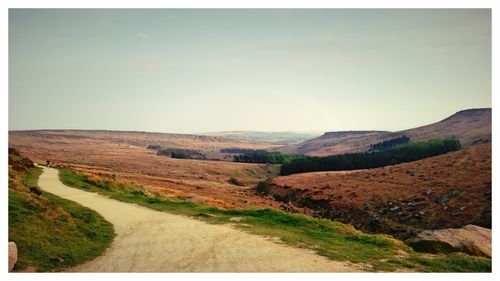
[9,9,491,134]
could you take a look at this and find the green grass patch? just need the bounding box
[22,167,42,188]
[58,168,491,272]
[408,239,456,254]
[374,253,491,272]
[9,169,114,272]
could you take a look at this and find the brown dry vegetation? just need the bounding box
[281,108,491,156]
[9,128,491,240]
[9,130,281,209]
[269,144,491,239]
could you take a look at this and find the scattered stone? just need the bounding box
[389,206,400,212]
[399,215,412,222]
[406,170,416,176]
[435,189,463,205]
[411,201,427,206]
[425,190,432,195]
[414,225,491,257]
[418,176,429,181]
[435,196,449,205]
[9,242,17,272]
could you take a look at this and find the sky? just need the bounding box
[9,9,491,134]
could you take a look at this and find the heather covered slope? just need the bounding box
[400,108,491,146]
[268,144,491,239]
[8,130,282,210]
[281,108,491,156]
[9,130,279,153]
[279,131,391,156]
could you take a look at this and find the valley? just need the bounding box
[7,108,492,272]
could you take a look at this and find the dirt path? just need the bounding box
[37,166,362,272]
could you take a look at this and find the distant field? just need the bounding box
[201,131,322,145]
[9,130,282,209]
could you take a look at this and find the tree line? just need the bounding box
[233,151,306,164]
[157,148,207,160]
[369,135,410,152]
[220,148,269,154]
[280,138,461,175]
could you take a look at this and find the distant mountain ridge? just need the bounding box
[280,108,491,156]
[201,131,323,145]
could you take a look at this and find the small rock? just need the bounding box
[389,206,400,212]
[9,242,17,272]
[415,225,491,257]
[425,190,432,195]
[436,196,449,205]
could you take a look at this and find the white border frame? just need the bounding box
[1,1,497,281]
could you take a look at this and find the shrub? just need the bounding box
[409,240,456,254]
[228,177,243,186]
[256,181,270,194]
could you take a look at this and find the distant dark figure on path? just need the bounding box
[46,160,50,167]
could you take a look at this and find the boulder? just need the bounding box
[414,224,491,257]
[9,242,17,272]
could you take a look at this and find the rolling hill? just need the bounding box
[267,143,491,239]
[280,108,491,156]
[200,131,322,145]
[8,130,282,210]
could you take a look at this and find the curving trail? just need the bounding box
[37,166,361,272]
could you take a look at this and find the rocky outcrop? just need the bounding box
[413,224,491,257]
[9,242,18,272]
